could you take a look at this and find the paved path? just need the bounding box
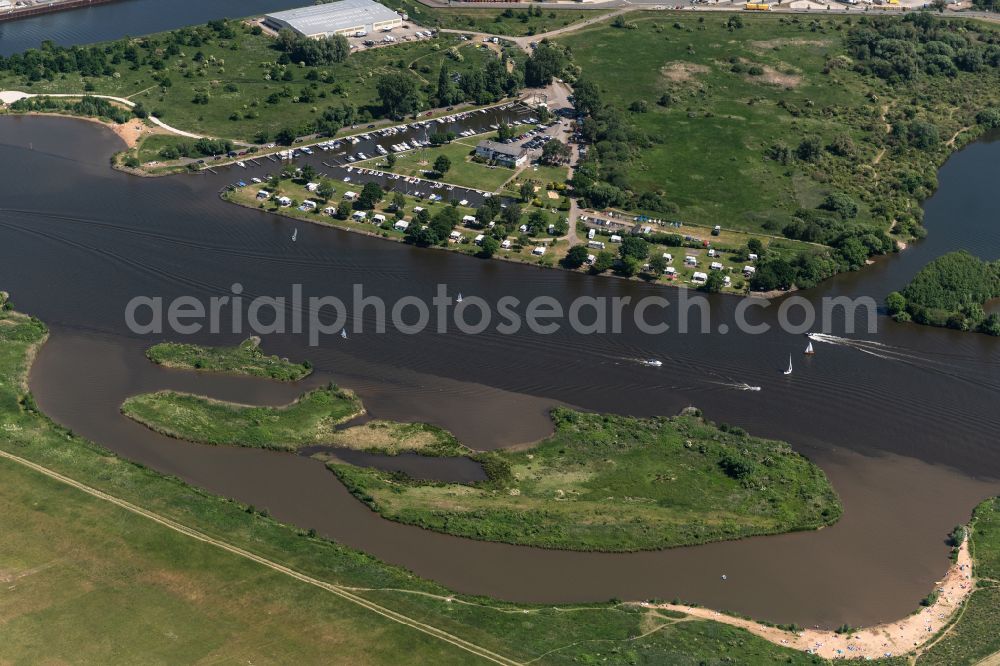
[440,6,634,55]
[0,90,207,139]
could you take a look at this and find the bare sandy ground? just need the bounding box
[640,536,974,661]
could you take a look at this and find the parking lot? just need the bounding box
[346,22,436,52]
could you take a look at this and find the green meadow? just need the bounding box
[555,13,1000,238]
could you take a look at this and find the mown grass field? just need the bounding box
[0,455,477,665]
[331,407,842,552]
[365,134,517,191]
[555,12,1000,236]
[0,307,841,664]
[0,25,495,141]
[146,337,312,381]
[121,385,361,450]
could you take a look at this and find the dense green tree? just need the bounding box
[275,127,296,146]
[501,202,521,227]
[591,250,616,273]
[619,236,649,261]
[571,78,602,116]
[356,182,384,210]
[820,193,859,219]
[562,245,590,269]
[376,72,419,119]
[433,155,451,176]
[317,179,335,201]
[524,42,566,87]
[519,181,535,202]
[541,139,571,165]
[796,136,823,162]
[436,65,456,106]
[701,271,725,293]
[476,197,501,226]
[478,235,500,258]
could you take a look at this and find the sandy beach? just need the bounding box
[641,535,974,661]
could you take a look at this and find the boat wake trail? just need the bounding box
[707,381,763,392]
[807,333,901,361]
[807,332,1000,392]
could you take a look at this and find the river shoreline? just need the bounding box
[645,532,976,661]
[1,311,987,662]
[5,103,1000,630]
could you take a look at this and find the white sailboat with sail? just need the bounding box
[805,341,814,355]
[783,354,793,375]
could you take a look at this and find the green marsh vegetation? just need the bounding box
[0,305,846,665]
[120,337,841,551]
[330,407,843,552]
[145,337,313,380]
[120,384,362,450]
[554,12,1000,291]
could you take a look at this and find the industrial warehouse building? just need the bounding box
[263,0,402,38]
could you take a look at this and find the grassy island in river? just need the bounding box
[331,407,842,552]
[0,305,861,664]
[2,306,998,662]
[887,250,1000,335]
[120,385,362,451]
[146,337,313,380]
[120,349,840,552]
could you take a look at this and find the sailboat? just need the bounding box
[804,341,815,355]
[340,328,347,339]
[783,354,793,375]
[291,228,298,242]
[456,293,463,303]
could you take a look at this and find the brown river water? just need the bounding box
[1,115,999,627]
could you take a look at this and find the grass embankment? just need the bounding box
[121,385,361,450]
[331,407,842,552]
[916,498,1000,665]
[146,337,312,381]
[0,306,837,664]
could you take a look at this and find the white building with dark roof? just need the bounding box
[264,0,402,39]
[475,140,527,168]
